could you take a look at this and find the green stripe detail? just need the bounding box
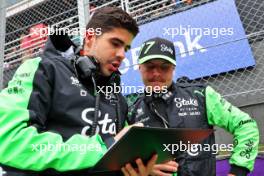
[124,121,129,127]
[139,54,176,65]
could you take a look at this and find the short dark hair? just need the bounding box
[86,7,139,37]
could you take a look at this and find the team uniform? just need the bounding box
[126,81,259,176]
[0,36,127,175]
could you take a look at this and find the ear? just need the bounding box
[138,65,142,71]
[139,65,145,74]
[83,33,96,55]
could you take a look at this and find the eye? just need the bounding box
[111,41,120,47]
[145,64,155,70]
[161,64,171,71]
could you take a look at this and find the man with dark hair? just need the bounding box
[86,7,139,36]
[0,7,157,176]
[127,37,259,176]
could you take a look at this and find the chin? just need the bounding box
[103,71,113,77]
[150,83,163,88]
[99,67,111,77]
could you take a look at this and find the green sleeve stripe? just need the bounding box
[205,86,259,171]
[0,58,107,171]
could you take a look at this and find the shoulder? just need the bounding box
[125,93,144,107]
[176,77,207,89]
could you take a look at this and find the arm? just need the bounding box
[205,86,259,175]
[0,58,107,172]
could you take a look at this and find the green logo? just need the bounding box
[194,90,204,97]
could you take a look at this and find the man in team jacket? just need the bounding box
[126,37,259,176]
[0,7,159,176]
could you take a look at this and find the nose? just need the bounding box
[116,47,126,60]
[152,67,162,77]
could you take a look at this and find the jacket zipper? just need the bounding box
[151,103,169,128]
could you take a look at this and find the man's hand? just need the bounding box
[227,174,236,176]
[150,160,178,176]
[121,154,158,176]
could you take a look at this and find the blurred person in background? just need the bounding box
[20,33,33,62]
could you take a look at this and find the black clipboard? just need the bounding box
[92,127,213,173]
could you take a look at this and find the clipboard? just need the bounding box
[92,127,213,173]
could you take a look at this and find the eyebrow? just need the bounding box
[111,38,131,51]
[147,61,170,65]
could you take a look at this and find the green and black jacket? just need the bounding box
[126,82,259,176]
[0,37,127,175]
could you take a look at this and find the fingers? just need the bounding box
[122,154,158,176]
[121,167,129,176]
[150,160,178,176]
[122,163,138,176]
[153,163,178,173]
[114,126,130,141]
[146,154,158,173]
[136,158,147,174]
[151,169,173,176]
[165,160,178,167]
[115,123,144,141]
[131,123,144,127]
[135,154,158,176]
